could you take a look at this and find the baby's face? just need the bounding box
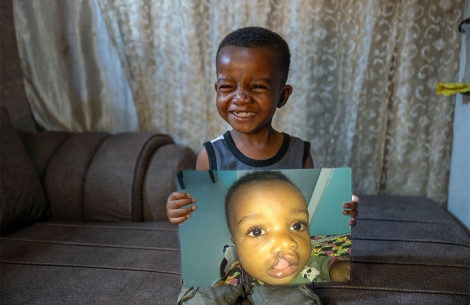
[230,181,311,285]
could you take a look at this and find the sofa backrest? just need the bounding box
[20,131,196,222]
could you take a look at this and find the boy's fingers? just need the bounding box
[168,192,193,201]
[169,198,196,209]
[349,218,357,226]
[170,215,191,226]
[168,207,194,226]
[343,201,358,209]
[171,206,196,218]
[166,192,196,226]
[343,209,358,218]
[168,208,194,225]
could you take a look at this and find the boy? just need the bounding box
[167,26,358,304]
[215,171,351,287]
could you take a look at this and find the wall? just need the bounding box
[448,1,470,230]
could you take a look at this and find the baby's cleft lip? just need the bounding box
[267,254,299,279]
[267,259,298,278]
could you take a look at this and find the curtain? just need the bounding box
[13,0,137,133]
[13,0,464,206]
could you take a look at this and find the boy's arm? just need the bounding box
[166,147,209,225]
[196,146,210,170]
[303,152,314,169]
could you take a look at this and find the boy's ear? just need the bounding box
[231,236,235,244]
[214,82,218,92]
[277,85,293,108]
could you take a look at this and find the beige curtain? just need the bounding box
[13,0,138,133]
[14,0,464,206]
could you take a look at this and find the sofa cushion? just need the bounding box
[1,221,181,304]
[0,107,48,235]
[315,195,470,304]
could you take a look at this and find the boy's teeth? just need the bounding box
[234,112,255,117]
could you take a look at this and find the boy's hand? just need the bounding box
[329,260,351,281]
[343,194,359,226]
[166,192,196,225]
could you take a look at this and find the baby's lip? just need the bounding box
[267,252,299,279]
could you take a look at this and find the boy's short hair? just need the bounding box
[216,27,291,85]
[225,171,299,234]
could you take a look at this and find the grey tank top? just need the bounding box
[203,131,311,170]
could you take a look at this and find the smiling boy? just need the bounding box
[197,32,313,171]
[167,26,358,305]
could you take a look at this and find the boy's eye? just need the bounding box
[252,85,267,90]
[290,222,308,231]
[247,227,265,237]
[218,85,235,91]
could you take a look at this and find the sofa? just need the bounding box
[1,105,469,305]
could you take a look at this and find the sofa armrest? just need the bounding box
[21,131,197,222]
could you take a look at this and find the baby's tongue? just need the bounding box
[272,258,290,270]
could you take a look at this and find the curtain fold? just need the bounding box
[13,0,137,133]
[14,0,464,206]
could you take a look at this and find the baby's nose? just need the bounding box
[273,232,298,251]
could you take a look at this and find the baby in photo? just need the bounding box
[215,170,350,286]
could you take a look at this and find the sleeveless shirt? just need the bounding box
[203,131,311,170]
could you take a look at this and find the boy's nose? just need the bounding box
[232,90,250,105]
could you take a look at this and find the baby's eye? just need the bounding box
[247,227,265,237]
[252,85,267,89]
[290,222,308,231]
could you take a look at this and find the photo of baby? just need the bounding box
[214,171,351,286]
[177,168,352,287]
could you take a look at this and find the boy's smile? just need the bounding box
[230,180,311,285]
[215,46,293,136]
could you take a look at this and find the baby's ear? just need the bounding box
[231,237,235,244]
[277,85,293,108]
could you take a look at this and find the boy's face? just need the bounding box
[215,46,293,135]
[230,181,311,285]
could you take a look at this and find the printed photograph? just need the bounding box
[177,168,352,287]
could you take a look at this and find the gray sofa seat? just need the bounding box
[315,195,470,304]
[2,221,181,304]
